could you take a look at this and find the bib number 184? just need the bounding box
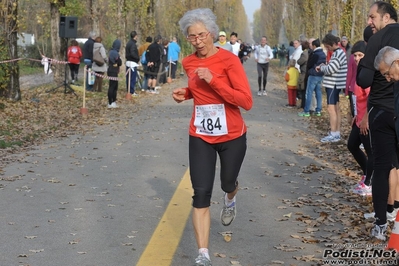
[200,117,222,132]
[194,104,228,136]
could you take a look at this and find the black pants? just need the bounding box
[348,91,355,117]
[189,134,247,208]
[108,79,118,105]
[171,61,178,79]
[69,63,80,80]
[298,83,306,109]
[347,122,373,185]
[257,63,269,91]
[369,107,399,225]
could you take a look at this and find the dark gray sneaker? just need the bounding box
[220,197,236,226]
[195,253,211,266]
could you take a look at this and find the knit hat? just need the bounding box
[351,40,366,55]
[363,25,373,42]
[341,36,348,41]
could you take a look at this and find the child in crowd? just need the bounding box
[67,40,82,83]
[347,41,372,196]
[107,39,122,108]
[285,59,299,107]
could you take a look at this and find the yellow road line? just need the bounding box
[136,168,193,266]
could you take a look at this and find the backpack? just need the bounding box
[278,48,286,57]
[141,51,147,65]
[93,47,105,66]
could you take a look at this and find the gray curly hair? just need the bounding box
[374,46,399,71]
[179,8,219,41]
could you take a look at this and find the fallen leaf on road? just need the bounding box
[29,249,44,253]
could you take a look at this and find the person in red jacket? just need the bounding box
[67,39,82,83]
[173,8,252,266]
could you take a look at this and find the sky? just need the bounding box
[243,0,261,22]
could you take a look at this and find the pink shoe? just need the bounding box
[352,175,366,190]
[352,183,371,196]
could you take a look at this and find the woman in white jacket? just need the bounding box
[92,37,108,92]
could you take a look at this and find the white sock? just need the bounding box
[225,194,235,207]
[199,248,210,260]
[331,131,340,137]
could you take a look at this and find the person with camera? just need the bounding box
[238,40,252,64]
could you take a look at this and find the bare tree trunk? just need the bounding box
[117,0,126,62]
[6,0,20,101]
[351,3,356,40]
[50,3,63,84]
[91,0,100,35]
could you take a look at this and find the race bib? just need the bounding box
[194,104,228,136]
[351,94,357,116]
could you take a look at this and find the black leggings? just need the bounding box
[257,63,269,91]
[298,83,306,109]
[369,107,399,225]
[347,122,373,185]
[108,80,118,105]
[69,63,80,80]
[189,133,247,208]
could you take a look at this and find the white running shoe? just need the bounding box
[320,133,341,143]
[257,91,262,96]
[195,253,211,266]
[220,195,236,226]
[111,102,118,108]
[262,90,267,96]
[387,209,399,222]
[370,223,387,241]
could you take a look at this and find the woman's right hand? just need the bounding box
[359,116,369,135]
[172,88,186,103]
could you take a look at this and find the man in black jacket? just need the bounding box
[83,31,96,91]
[125,31,140,96]
[145,35,162,94]
[357,1,399,241]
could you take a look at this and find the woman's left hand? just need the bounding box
[194,67,213,83]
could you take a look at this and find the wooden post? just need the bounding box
[80,66,88,115]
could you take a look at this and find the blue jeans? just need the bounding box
[304,75,323,113]
[84,59,93,91]
[126,66,137,94]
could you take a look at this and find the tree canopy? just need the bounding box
[1,0,397,99]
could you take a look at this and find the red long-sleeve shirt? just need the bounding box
[183,47,253,144]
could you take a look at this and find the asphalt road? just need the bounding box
[1,58,346,266]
